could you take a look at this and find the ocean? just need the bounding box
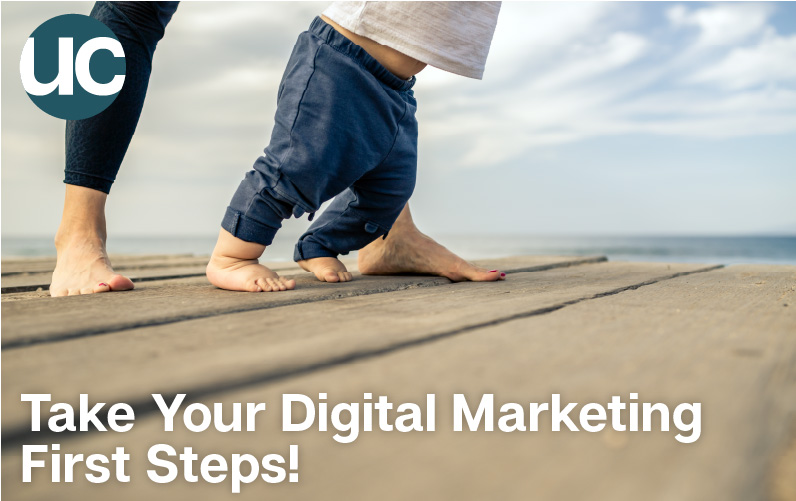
[3,235,795,266]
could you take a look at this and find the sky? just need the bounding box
[2,1,795,240]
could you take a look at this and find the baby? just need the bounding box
[206,3,501,292]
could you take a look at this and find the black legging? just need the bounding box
[64,1,178,193]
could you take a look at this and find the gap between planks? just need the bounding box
[1,256,606,349]
[0,263,721,448]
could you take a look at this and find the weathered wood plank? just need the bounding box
[0,256,604,347]
[1,260,353,298]
[1,266,207,293]
[0,276,209,303]
[1,261,711,440]
[1,259,310,293]
[3,265,792,501]
[1,254,207,274]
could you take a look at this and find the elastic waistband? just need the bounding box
[309,16,415,92]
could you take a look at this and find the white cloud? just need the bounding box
[175,65,283,95]
[667,3,774,46]
[419,2,618,89]
[2,2,795,237]
[174,2,328,34]
[688,33,796,90]
[413,2,796,171]
[529,32,648,91]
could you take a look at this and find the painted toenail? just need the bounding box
[489,270,498,273]
[500,273,506,277]
[98,282,108,286]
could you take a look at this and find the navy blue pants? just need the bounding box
[65,5,417,262]
[222,17,418,260]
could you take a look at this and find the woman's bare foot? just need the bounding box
[297,257,353,283]
[50,185,134,297]
[206,229,296,292]
[358,205,505,282]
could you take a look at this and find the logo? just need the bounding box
[20,14,125,120]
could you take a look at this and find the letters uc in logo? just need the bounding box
[20,14,125,120]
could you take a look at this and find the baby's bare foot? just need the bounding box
[207,228,295,292]
[297,257,352,283]
[206,255,296,292]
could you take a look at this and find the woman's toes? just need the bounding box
[108,274,134,291]
[467,267,502,282]
[93,282,112,294]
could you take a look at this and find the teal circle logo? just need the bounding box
[20,14,125,120]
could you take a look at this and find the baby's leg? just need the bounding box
[206,229,295,292]
[297,255,352,283]
[295,118,418,281]
[211,17,416,289]
[295,182,413,282]
[294,189,366,283]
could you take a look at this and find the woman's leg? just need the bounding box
[52,2,178,297]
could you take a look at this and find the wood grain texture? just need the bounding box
[1,261,703,436]
[1,255,207,274]
[1,258,323,293]
[0,256,603,347]
[4,260,792,501]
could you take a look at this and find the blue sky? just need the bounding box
[2,1,795,238]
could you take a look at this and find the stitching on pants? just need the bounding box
[279,41,323,171]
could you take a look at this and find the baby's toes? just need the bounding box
[270,277,287,291]
[322,269,340,283]
[263,277,279,292]
[279,277,296,290]
[255,278,269,292]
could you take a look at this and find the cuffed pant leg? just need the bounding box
[294,157,417,261]
[293,189,364,261]
[220,170,295,247]
[64,1,178,194]
[293,109,418,261]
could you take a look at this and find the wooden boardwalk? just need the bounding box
[2,254,795,500]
